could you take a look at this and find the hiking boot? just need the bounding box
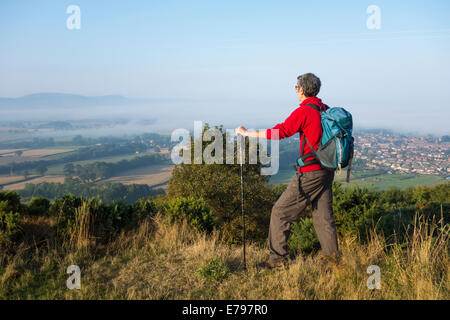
[256,258,289,270]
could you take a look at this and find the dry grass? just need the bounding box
[0,214,448,300]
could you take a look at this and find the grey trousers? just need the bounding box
[268,169,338,262]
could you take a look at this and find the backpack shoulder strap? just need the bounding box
[304,103,321,113]
[295,102,325,169]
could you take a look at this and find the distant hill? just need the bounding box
[0,93,148,109]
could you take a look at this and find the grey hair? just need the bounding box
[297,73,321,97]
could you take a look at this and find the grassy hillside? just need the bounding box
[1,213,448,300]
[1,172,449,299]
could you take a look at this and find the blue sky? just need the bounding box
[1,0,450,134]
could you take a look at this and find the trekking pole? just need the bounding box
[239,134,247,270]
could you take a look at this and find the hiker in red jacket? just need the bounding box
[235,73,339,269]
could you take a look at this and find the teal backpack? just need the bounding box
[296,103,354,182]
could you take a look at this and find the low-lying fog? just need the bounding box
[1,100,448,138]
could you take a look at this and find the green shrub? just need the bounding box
[288,218,320,256]
[26,197,50,216]
[332,182,382,237]
[0,201,21,246]
[0,190,22,213]
[50,194,82,235]
[331,182,450,242]
[165,197,216,233]
[0,191,22,245]
[50,194,160,243]
[109,200,134,231]
[270,184,287,199]
[197,257,230,282]
[51,195,116,242]
[132,198,159,222]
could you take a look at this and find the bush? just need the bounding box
[196,257,230,282]
[0,190,22,213]
[132,198,159,222]
[0,201,21,246]
[50,194,160,244]
[332,182,382,237]
[26,197,50,216]
[51,195,121,242]
[331,182,450,243]
[52,195,108,241]
[109,200,134,232]
[0,191,22,245]
[50,194,83,234]
[165,197,216,233]
[288,218,320,256]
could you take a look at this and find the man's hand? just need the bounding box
[235,126,247,136]
[235,126,267,139]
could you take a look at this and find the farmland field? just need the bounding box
[45,153,149,174]
[340,172,447,190]
[0,148,75,157]
[2,175,65,191]
[20,149,74,157]
[0,149,23,155]
[4,166,446,193]
[270,169,447,190]
[1,163,174,191]
[100,164,174,188]
[0,174,39,185]
[0,148,75,165]
[0,146,173,190]
[39,146,83,159]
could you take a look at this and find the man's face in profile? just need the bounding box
[295,84,305,102]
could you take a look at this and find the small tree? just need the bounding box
[167,123,274,243]
[63,163,75,177]
[26,197,50,216]
[22,170,30,180]
[9,162,16,176]
[0,191,22,246]
[72,135,85,145]
[36,164,48,176]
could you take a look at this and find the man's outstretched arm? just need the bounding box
[235,126,267,138]
[235,107,303,140]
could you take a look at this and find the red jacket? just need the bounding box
[266,96,327,172]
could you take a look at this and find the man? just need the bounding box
[235,73,339,269]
